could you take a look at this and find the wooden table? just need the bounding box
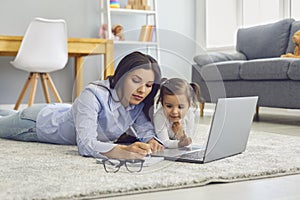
[0,35,114,98]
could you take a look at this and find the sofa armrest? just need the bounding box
[193,51,247,66]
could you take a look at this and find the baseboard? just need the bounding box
[3,103,297,116]
[0,104,25,110]
[0,103,72,111]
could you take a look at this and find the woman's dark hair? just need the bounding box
[157,78,203,107]
[93,51,161,120]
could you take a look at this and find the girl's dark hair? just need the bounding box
[92,51,161,120]
[157,78,203,107]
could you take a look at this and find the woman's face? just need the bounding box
[162,94,190,123]
[118,68,155,106]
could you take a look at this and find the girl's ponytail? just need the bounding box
[189,82,204,107]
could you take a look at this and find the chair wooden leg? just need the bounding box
[28,72,38,107]
[39,73,51,103]
[254,106,259,121]
[45,73,62,103]
[14,73,34,110]
[200,102,205,117]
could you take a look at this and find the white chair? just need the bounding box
[11,17,68,110]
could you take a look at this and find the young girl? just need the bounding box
[154,78,202,148]
[0,51,164,159]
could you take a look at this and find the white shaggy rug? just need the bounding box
[0,125,300,200]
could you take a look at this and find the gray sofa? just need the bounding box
[192,18,300,118]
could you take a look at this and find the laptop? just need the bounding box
[152,96,258,164]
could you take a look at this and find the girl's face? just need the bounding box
[162,94,190,123]
[119,68,155,106]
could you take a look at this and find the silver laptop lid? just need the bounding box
[203,96,258,163]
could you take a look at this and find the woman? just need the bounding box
[0,51,163,159]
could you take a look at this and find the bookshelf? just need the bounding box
[99,0,160,61]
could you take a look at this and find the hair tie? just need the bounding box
[160,79,168,86]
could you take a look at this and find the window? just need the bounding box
[203,0,288,49]
[242,0,281,27]
[291,0,300,20]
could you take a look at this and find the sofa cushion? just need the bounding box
[240,58,290,80]
[287,59,300,80]
[236,18,294,60]
[199,61,243,81]
[286,21,300,54]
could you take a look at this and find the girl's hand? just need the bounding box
[147,138,164,152]
[178,135,192,148]
[102,142,151,160]
[172,122,182,133]
[172,122,185,140]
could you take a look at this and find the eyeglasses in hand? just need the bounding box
[97,158,145,173]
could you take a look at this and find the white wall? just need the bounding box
[0,0,196,104]
[157,0,196,80]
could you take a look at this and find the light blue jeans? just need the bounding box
[0,104,47,142]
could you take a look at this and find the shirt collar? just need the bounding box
[109,86,136,112]
[110,88,122,111]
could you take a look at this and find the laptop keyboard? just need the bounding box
[179,150,205,161]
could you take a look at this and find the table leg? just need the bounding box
[104,41,114,79]
[74,56,84,98]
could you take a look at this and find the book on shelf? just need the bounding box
[138,25,155,42]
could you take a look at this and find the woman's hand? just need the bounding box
[178,135,192,148]
[102,142,151,160]
[147,138,164,152]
